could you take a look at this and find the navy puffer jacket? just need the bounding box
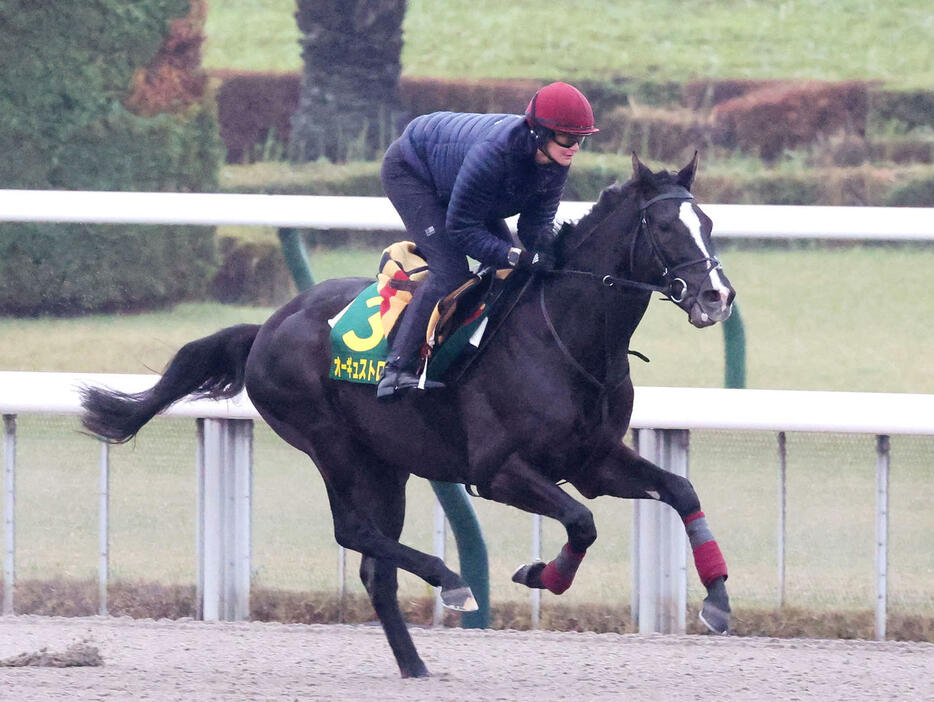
[397,112,568,268]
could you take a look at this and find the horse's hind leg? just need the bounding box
[341,468,429,679]
[571,442,731,634]
[359,555,428,678]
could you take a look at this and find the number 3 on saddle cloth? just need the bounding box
[328,241,510,386]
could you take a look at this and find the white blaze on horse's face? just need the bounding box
[678,202,733,325]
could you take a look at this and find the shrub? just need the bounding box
[210,237,295,305]
[712,81,872,161]
[597,106,712,163]
[869,89,934,132]
[214,71,301,163]
[681,79,791,110]
[870,139,934,165]
[0,1,222,316]
[886,175,934,207]
[399,77,542,117]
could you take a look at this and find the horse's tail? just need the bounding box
[80,323,261,444]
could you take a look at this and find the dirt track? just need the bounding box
[1,615,932,701]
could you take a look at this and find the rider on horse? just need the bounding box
[376,81,600,400]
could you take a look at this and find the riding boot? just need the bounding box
[376,288,446,401]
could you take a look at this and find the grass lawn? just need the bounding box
[203,0,934,88]
[4,243,932,394]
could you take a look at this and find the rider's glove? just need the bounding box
[513,248,555,275]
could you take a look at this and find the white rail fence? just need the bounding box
[2,189,934,241]
[2,372,933,639]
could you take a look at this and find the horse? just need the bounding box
[81,153,736,679]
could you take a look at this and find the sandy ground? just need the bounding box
[1,616,933,701]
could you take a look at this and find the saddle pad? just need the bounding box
[328,242,507,386]
[328,280,492,386]
[328,282,388,384]
[377,241,429,337]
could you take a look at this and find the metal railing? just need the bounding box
[2,372,932,639]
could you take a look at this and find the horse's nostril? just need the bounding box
[702,290,721,305]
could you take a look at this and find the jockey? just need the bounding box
[377,81,599,400]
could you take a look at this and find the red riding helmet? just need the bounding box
[525,82,599,135]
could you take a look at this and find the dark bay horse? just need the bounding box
[81,154,736,678]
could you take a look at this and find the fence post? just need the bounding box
[432,497,446,626]
[98,441,110,616]
[875,434,890,640]
[530,514,542,629]
[777,431,787,607]
[2,415,15,616]
[197,418,253,621]
[632,428,689,633]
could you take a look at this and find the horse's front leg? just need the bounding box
[480,456,596,596]
[571,442,731,633]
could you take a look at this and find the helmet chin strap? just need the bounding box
[532,128,563,166]
[537,143,562,165]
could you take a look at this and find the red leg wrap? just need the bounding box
[693,539,728,586]
[540,543,586,595]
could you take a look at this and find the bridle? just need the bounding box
[533,185,721,398]
[558,186,721,304]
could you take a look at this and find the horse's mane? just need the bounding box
[558,169,681,240]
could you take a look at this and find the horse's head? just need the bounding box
[629,153,735,328]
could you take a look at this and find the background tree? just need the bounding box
[289,0,406,163]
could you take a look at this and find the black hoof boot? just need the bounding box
[511,561,547,589]
[699,576,731,634]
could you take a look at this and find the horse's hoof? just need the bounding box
[699,600,730,635]
[699,575,730,634]
[400,661,430,678]
[511,561,546,589]
[441,585,478,612]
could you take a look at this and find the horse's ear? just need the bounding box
[631,152,654,184]
[677,151,699,189]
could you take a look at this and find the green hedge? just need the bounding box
[221,158,934,207]
[886,174,934,207]
[0,1,221,316]
[0,223,215,316]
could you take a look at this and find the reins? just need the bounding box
[537,186,712,404]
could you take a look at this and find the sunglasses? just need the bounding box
[552,132,587,148]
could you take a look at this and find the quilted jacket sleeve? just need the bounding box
[444,143,513,268]
[516,171,564,250]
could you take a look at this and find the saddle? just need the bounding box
[328,241,511,385]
